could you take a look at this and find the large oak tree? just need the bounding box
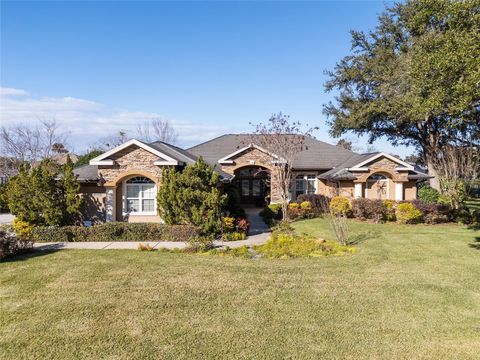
[324,0,480,190]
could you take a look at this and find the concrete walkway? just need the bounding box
[0,213,14,225]
[33,208,271,251]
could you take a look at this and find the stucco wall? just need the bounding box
[404,181,417,200]
[79,183,106,224]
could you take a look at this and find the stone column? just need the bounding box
[354,182,363,198]
[395,182,404,201]
[105,186,116,222]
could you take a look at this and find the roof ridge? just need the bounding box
[151,141,197,162]
[187,133,234,150]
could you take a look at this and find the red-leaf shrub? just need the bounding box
[411,200,451,224]
[351,198,387,223]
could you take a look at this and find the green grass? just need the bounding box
[1,219,480,359]
[466,198,480,211]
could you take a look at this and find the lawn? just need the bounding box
[1,219,480,359]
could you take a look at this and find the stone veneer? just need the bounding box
[220,147,283,203]
[98,145,163,186]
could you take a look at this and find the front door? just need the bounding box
[238,178,265,206]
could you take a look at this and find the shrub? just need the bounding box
[138,243,154,251]
[31,223,200,242]
[206,245,252,258]
[288,203,299,210]
[184,236,214,253]
[296,194,330,213]
[0,229,33,260]
[329,196,352,216]
[12,218,34,240]
[351,199,386,222]
[222,217,235,232]
[300,201,312,210]
[260,203,282,226]
[255,231,355,259]
[222,231,247,241]
[6,159,82,226]
[412,200,451,224]
[396,203,422,224]
[157,158,227,235]
[418,186,440,203]
[235,218,249,234]
[383,200,396,221]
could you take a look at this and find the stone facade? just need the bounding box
[99,145,163,186]
[97,145,164,222]
[220,147,283,203]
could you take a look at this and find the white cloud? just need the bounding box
[0,87,227,152]
[0,87,29,97]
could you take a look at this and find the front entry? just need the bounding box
[234,166,270,207]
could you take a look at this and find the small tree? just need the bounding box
[6,159,82,226]
[61,155,83,224]
[157,158,227,235]
[250,113,317,220]
[136,118,178,144]
[74,149,104,168]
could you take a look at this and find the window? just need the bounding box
[295,174,316,198]
[125,177,156,214]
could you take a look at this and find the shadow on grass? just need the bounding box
[1,246,62,263]
[468,236,480,250]
[467,223,480,231]
[348,230,380,245]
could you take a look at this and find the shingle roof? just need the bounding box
[73,164,100,182]
[187,134,357,170]
[148,141,197,165]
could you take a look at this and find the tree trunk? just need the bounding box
[426,158,441,191]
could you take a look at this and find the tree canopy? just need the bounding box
[324,0,480,186]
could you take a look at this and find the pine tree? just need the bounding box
[157,158,227,235]
[61,155,83,225]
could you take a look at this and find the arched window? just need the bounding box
[368,173,388,181]
[125,177,156,214]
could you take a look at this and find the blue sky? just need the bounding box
[1,0,412,156]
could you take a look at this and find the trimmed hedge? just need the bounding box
[31,223,200,243]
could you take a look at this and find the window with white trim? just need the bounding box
[295,174,316,198]
[125,177,156,214]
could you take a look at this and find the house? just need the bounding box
[74,134,430,223]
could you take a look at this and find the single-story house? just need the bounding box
[74,134,430,223]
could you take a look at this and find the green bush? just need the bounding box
[31,223,199,242]
[396,203,422,224]
[418,186,440,203]
[222,231,247,241]
[259,203,282,226]
[204,245,252,258]
[255,231,355,259]
[383,200,396,221]
[157,158,227,235]
[329,196,352,216]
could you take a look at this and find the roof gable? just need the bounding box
[348,152,413,171]
[218,144,281,164]
[89,139,179,166]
